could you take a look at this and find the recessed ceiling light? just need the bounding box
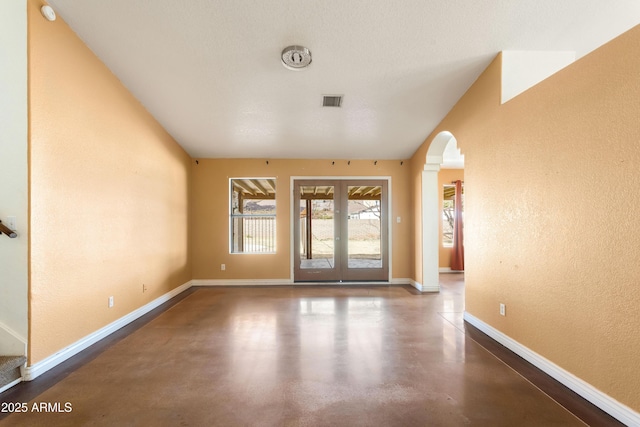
[281,45,312,71]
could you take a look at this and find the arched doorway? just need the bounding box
[421,131,463,291]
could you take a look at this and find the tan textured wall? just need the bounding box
[28,0,192,364]
[438,169,464,269]
[191,159,411,280]
[410,26,640,410]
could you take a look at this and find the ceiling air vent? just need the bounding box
[323,95,343,107]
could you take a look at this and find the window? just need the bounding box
[442,184,463,247]
[230,178,276,253]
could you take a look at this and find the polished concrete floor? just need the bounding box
[0,275,592,426]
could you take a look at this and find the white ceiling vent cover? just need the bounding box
[281,46,312,70]
[323,95,343,107]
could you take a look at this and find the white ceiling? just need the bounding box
[47,1,640,160]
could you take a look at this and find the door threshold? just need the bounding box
[292,281,391,286]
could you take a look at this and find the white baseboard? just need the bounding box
[389,278,412,286]
[405,279,439,292]
[192,279,292,286]
[194,279,414,287]
[463,312,640,426]
[0,378,22,394]
[23,280,193,381]
[439,267,464,273]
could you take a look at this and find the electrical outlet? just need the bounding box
[221,264,226,271]
[499,303,506,316]
[108,296,114,308]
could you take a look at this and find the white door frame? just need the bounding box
[290,176,392,283]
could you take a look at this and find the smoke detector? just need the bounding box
[281,45,312,70]
[41,5,57,21]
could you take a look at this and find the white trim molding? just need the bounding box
[405,279,439,293]
[23,281,193,381]
[389,278,412,286]
[0,378,22,394]
[192,279,292,286]
[439,267,464,273]
[409,280,422,291]
[464,312,640,426]
[289,175,393,284]
[194,279,414,287]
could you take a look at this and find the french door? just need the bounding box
[293,179,389,282]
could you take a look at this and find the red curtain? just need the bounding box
[450,180,464,271]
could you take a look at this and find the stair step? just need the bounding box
[0,355,26,372]
[0,355,27,390]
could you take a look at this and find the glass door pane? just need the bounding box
[342,180,388,281]
[300,185,335,269]
[294,181,340,282]
[347,186,382,268]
